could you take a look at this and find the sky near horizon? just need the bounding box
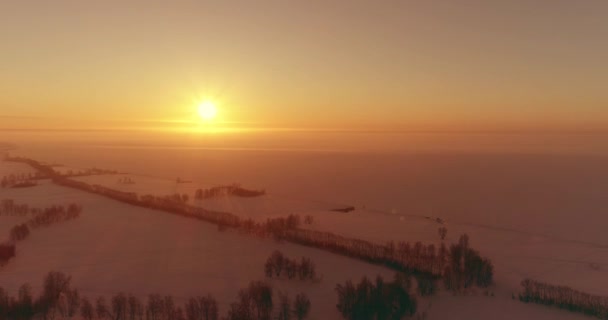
[1,0,607,133]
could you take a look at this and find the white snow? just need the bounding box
[1,153,604,319]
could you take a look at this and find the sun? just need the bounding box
[197,101,218,121]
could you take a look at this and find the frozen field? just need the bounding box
[66,157,608,298]
[1,176,394,319]
[1,146,606,319]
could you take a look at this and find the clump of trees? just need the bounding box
[335,275,417,320]
[0,244,15,265]
[443,234,494,290]
[276,293,311,320]
[415,272,438,297]
[225,281,310,320]
[0,271,79,319]
[264,251,317,281]
[194,184,266,200]
[225,281,274,320]
[519,279,608,319]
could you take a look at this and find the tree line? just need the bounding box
[264,251,317,281]
[0,173,43,189]
[57,167,119,178]
[0,199,31,216]
[6,156,495,292]
[1,202,82,266]
[519,278,608,319]
[9,203,82,242]
[0,271,310,320]
[194,184,266,200]
[224,281,310,320]
[281,229,493,292]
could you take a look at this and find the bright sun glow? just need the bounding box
[197,101,218,121]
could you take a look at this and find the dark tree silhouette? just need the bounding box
[336,275,416,320]
[264,251,317,281]
[37,271,73,320]
[519,278,608,318]
[185,295,218,320]
[293,293,311,320]
[80,297,94,320]
[112,293,128,320]
[225,281,273,320]
[277,292,291,320]
[438,227,448,241]
[96,297,109,320]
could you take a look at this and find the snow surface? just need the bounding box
[1,156,604,319]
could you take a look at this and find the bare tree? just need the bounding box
[277,292,291,320]
[146,294,163,320]
[112,293,128,320]
[438,227,448,241]
[66,288,80,317]
[96,297,109,319]
[127,295,143,320]
[293,293,311,320]
[80,297,94,320]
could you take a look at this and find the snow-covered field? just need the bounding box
[70,171,608,299]
[1,175,394,319]
[1,149,605,319]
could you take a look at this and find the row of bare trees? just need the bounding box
[519,279,608,319]
[8,204,82,243]
[57,167,119,178]
[0,271,310,320]
[281,229,493,290]
[0,271,187,320]
[264,251,317,281]
[194,184,266,200]
[224,281,310,320]
[27,204,82,229]
[88,293,218,320]
[0,173,43,189]
[0,199,30,216]
[1,202,82,266]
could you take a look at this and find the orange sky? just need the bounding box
[1,1,607,133]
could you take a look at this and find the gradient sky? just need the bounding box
[1,0,607,132]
